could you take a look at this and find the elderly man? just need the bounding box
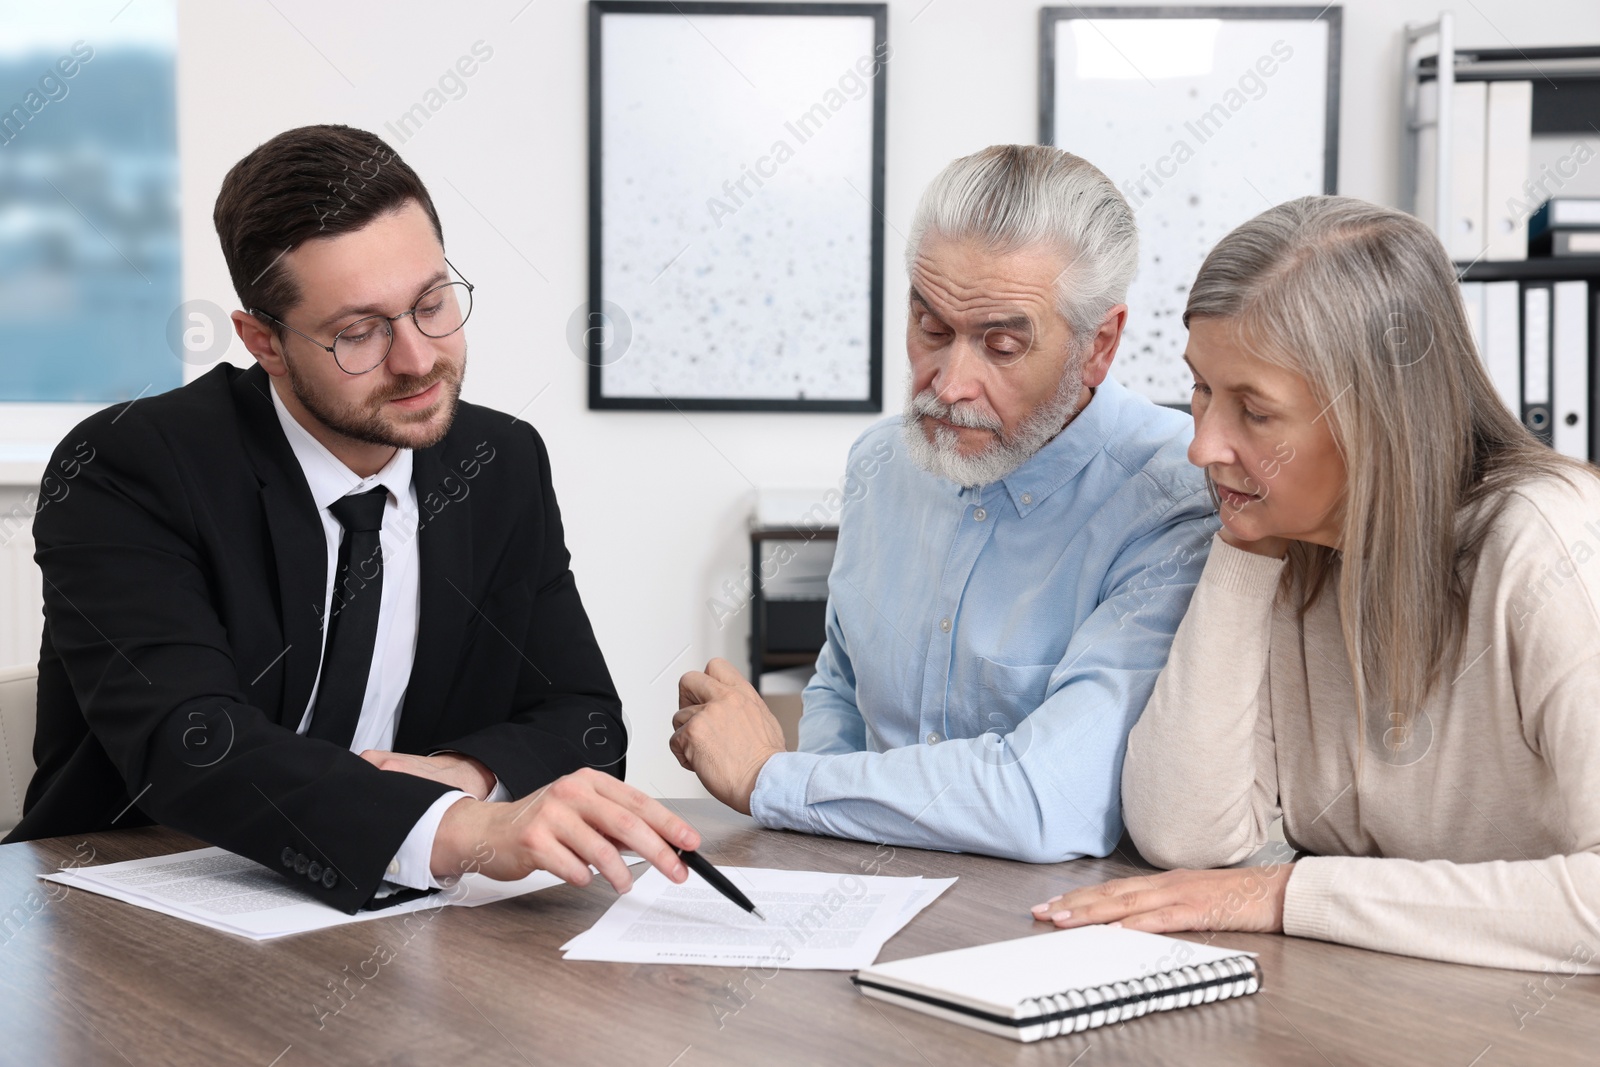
[671,145,1213,862]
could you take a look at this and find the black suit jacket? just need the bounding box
[5,362,625,912]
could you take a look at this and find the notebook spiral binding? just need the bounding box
[1021,955,1261,1038]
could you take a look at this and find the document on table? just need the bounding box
[561,866,957,970]
[38,846,626,941]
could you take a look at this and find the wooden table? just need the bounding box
[1,800,1594,1066]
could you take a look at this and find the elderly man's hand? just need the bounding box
[670,657,787,815]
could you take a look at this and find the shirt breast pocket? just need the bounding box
[971,656,1057,726]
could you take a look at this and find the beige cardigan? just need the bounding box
[1122,473,1600,972]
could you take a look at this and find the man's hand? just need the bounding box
[1029,863,1294,934]
[360,749,496,800]
[430,767,701,891]
[670,657,787,816]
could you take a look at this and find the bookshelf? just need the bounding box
[1459,259,1600,283]
[1403,15,1600,245]
[1403,14,1600,462]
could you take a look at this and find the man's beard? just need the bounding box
[900,356,1085,488]
[284,352,465,451]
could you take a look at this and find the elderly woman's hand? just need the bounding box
[1029,863,1294,934]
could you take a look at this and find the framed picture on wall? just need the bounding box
[1040,6,1342,407]
[587,1,889,411]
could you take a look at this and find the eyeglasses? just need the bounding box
[251,258,475,375]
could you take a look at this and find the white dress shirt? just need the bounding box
[270,383,507,893]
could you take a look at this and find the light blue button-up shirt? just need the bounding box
[749,373,1216,862]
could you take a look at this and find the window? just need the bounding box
[0,3,180,405]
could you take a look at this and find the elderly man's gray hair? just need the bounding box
[904,145,1138,344]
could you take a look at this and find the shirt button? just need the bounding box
[1021,493,1033,505]
[387,859,400,877]
[926,732,942,745]
[939,617,951,633]
[973,507,987,521]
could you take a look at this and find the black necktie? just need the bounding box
[307,485,388,748]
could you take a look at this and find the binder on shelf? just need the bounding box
[1482,280,1522,416]
[1414,78,1441,239]
[1522,283,1553,444]
[1484,81,1534,262]
[1451,82,1487,261]
[1458,281,1486,356]
[1417,81,1488,260]
[1551,280,1590,460]
[852,926,1261,1043]
[1529,198,1600,238]
[1530,230,1600,257]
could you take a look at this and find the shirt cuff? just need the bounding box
[1282,855,1340,942]
[749,751,824,832]
[1203,532,1289,597]
[384,790,471,891]
[428,749,501,801]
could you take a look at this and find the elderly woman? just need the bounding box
[1031,195,1600,974]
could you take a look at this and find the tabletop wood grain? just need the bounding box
[0,800,1594,1066]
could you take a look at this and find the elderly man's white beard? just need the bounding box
[900,358,1086,488]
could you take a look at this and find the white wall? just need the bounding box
[4,0,1598,796]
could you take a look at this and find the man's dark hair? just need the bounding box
[213,124,444,329]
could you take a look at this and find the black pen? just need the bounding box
[675,847,765,921]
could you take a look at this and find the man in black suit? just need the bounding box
[5,125,699,913]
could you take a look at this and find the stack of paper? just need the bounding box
[561,866,956,970]
[40,846,575,940]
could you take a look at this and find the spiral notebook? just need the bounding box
[852,925,1260,1042]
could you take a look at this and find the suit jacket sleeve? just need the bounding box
[429,422,626,796]
[33,406,453,914]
